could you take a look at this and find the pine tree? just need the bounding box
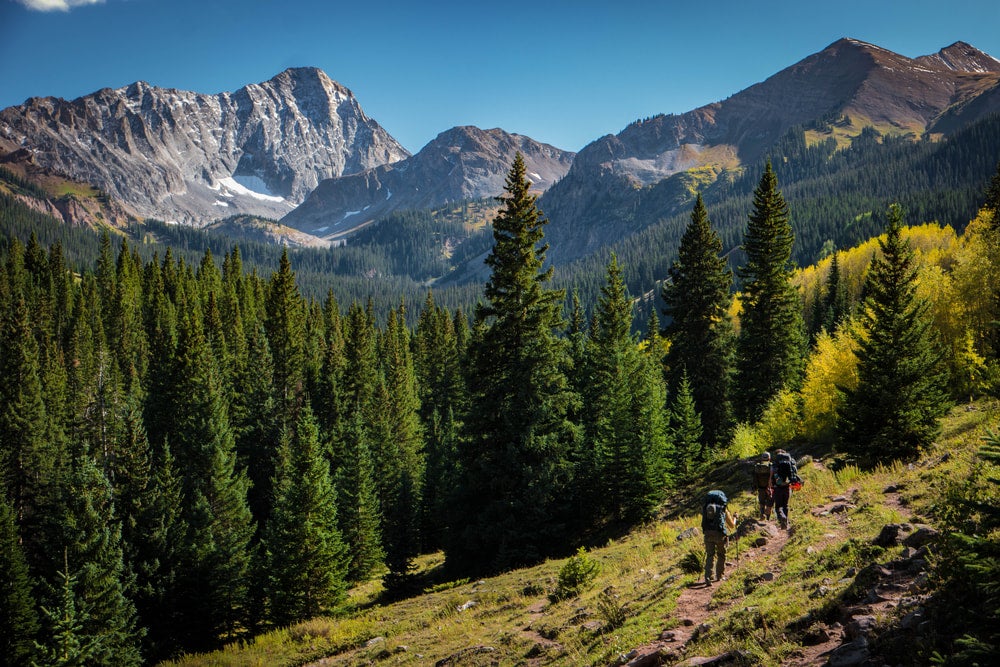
[264,405,348,626]
[34,556,101,667]
[661,193,735,447]
[736,162,806,422]
[265,248,307,422]
[336,411,385,582]
[0,490,38,667]
[448,154,579,573]
[413,293,462,551]
[837,204,952,462]
[580,254,671,523]
[378,305,424,591]
[43,452,141,666]
[669,367,704,475]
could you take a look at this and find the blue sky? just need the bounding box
[2,0,999,154]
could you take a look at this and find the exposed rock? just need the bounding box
[846,614,878,639]
[676,527,700,541]
[874,524,903,547]
[365,636,386,648]
[456,600,477,612]
[282,126,574,239]
[902,526,940,548]
[828,636,871,667]
[0,68,409,225]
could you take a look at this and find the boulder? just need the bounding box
[902,526,940,548]
[828,636,871,667]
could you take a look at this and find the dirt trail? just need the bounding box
[624,481,923,666]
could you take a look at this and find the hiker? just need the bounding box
[701,489,733,584]
[752,451,774,520]
[772,449,802,530]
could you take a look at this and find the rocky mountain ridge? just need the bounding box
[537,38,1000,261]
[281,125,574,239]
[0,67,409,225]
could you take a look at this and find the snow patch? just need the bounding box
[386,190,392,200]
[314,226,329,233]
[342,210,361,219]
[214,201,230,207]
[529,172,543,181]
[218,176,286,203]
[231,173,277,197]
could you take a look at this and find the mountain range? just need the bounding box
[0,67,409,225]
[2,38,999,267]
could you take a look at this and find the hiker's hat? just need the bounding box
[761,452,771,460]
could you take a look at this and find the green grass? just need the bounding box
[164,401,998,666]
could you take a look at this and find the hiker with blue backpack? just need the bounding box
[772,449,803,529]
[701,489,735,584]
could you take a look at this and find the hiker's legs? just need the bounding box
[757,488,773,519]
[774,485,790,528]
[704,531,726,581]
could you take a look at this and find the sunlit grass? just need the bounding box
[164,402,998,666]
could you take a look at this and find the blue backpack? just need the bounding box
[702,490,728,534]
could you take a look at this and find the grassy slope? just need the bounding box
[162,402,997,667]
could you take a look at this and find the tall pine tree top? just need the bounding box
[736,161,805,422]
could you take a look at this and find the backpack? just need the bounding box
[753,462,772,488]
[773,452,800,487]
[702,490,728,534]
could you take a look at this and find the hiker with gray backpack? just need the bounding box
[752,451,775,520]
[701,489,735,584]
[772,449,802,529]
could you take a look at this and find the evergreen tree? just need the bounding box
[669,367,703,475]
[131,441,187,661]
[34,556,101,667]
[378,305,424,590]
[736,162,806,422]
[985,160,1000,230]
[264,405,348,626]
[43,452,141,666]
[0,490,38,667]
[661,193,735,447]
[413,293,463,551]
[448,154,579,573]
[336,411,384,582]
[168,295,255,650]
[265,248,307,421]
[0,286,55,564]
[580,254,671,523]
[837,204,952,462]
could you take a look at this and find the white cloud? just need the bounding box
[16,0,104,12]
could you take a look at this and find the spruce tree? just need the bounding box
[43,452,141,666]
[265,249,307,422]
[0,490,38,667]
[264,405,348,626]
[669,367,704,475]
[661,193,735,447]
[580,254,670,523]
[736,162,806,422]
[837,204,951,462]
[336,411,384,582]
[448,154,579,573]
[378,305,424,590]
[34,557,101,667]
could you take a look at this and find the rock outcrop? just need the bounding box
[0,68,409,225]
[281,126,574,239]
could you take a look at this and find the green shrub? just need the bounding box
[552,547,600,601]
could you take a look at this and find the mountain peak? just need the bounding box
[916,41,1000,73]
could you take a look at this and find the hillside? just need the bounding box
[163,401,997,666]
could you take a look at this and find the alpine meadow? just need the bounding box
[3,22,1000,667]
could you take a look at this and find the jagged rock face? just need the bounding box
[539,39,1000,262]
[0,67,409,224]
[281,126,574,238]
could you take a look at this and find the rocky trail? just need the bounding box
[619,480,936,667]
